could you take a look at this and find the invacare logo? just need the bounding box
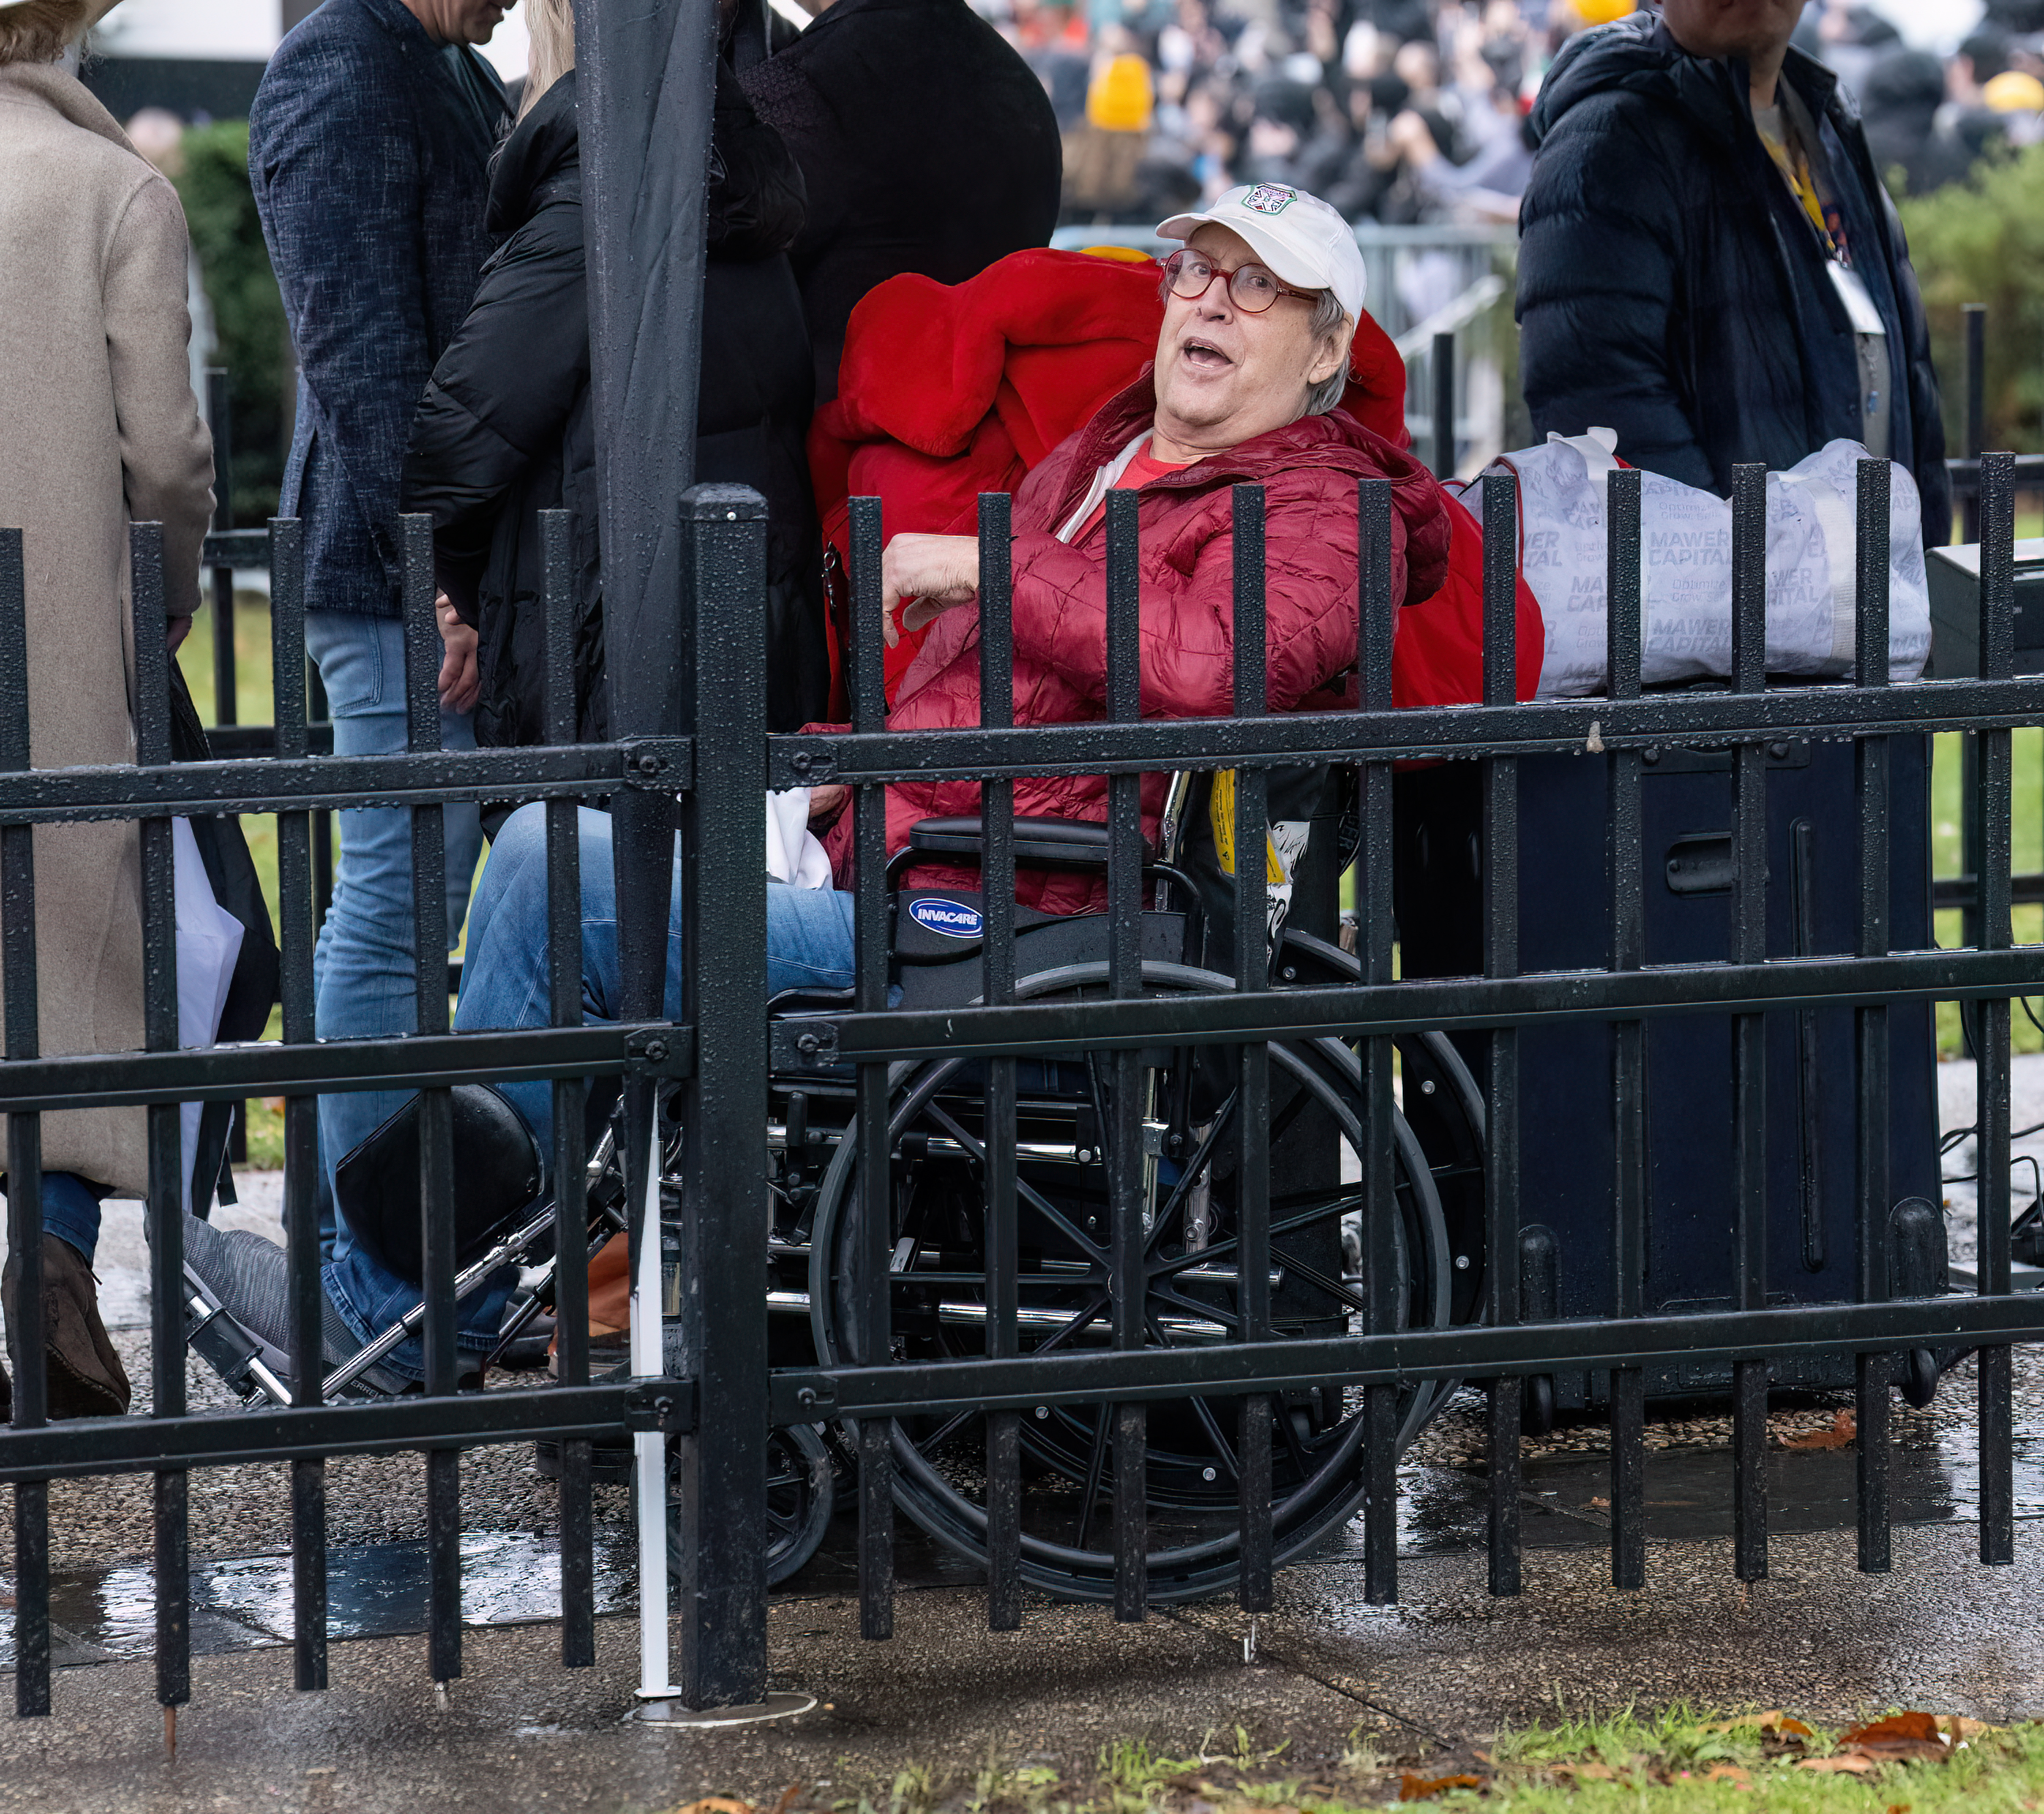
[908,897,984,939]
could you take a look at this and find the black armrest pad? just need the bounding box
[908,815,1154,871]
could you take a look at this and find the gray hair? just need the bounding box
[1302,292,1353,416]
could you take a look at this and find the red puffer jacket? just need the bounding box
[822,373,1453,912]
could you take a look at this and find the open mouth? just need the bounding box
[1181,339,1233,371]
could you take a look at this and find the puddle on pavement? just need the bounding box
[9,1422,2044,1669]
[1359,1426,2044,1558]
[0,1528,640,1672]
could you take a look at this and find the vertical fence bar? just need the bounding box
[1357,479,1399,1606]
[978,492,1022,1633]
[1104,489,1149,1623]
[133,523,191,1719]
[1229,485,1271,1618]
[1479,471,1521,1597]
[1430,332,1455,482]
[539,510,595,1670]
[1962,305,1986,544]
[1851,462,1894,1576]
[1726,463,1770,1583]
[309,657,334,933]
[0,528,50,1718]
[850,495,894,1640]
[206,369,236,729]
[673,485,771,1706]
[1977,450,2015,1567]
[399,516,461,1685]
[270,518,328,1688]
[1604,467,1647,1593]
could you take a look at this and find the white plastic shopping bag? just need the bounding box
[1473,431,1931,698]
[765,788,833,890]
[173,818,244,1212]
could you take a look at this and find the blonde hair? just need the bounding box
[518,0,576,123]
[0,0,91,67]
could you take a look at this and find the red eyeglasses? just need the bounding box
[1161,248,1320,314]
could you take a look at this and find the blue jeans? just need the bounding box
[31,1172,106,1264]
[305,611,482,1310]
[322,803,857,1356]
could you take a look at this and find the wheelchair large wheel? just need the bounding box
[806,960,1472,1604]
[666,1421,833,1589]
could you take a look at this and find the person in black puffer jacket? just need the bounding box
[1516,7,1950,548]
[403,4,828,772]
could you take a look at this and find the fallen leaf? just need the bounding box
[1782,1409,1857,1451]
[1942,1717,1997,1742]
[1887,1804,1911,1813]
[1841,1714,1943,1747]
[1399,1773,1484,1800]
[1838,1713,1951,1760]
[1799,1756,1877,1774]
[1586,1496,1610,1510]
[1705,1766,1750,1783]
[1702,1710,1814,1737]
[770,1786,804,1814]
[675,1800,755,1814]
[1553,1762,1615,1781]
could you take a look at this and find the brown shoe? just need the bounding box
[1,1236,130,1419]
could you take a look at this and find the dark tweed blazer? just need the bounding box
[250,0,506,617]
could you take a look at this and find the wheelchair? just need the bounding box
[189,764,1487,1602]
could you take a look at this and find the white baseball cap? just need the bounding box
[1157,183,1367,322]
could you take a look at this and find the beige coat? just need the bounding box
[0,62,213,1195]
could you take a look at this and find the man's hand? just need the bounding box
[435,592,480,715]
[806,782,850,832]
[167,616,193,655]
[879,533,982,647]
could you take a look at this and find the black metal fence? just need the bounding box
[0,502,730,1715]
[2,444,2041,1717]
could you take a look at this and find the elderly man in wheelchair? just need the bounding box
[188,184,1490,1599]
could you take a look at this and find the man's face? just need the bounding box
[405,0,510,46]
[1659,0,1804,65]
[1151,223,1347,450]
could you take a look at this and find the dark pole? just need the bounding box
[575,0,722,1702]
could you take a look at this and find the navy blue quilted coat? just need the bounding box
[1517,14,1950,548]
[249,0,506,616]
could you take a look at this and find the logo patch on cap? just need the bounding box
[1241,184,1298,215]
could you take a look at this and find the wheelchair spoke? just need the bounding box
[1073,1388,1116,1552]
[1269,1252,1375,1322]
[1144,1091,1239,1260]
[1147,1282,1243,1334]
[920,1099,1111,1267]
[1144,1312,1241,1486]
[1150,1193,1361,1281]
[916,1407,983,1458]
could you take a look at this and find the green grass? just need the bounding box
[794,1710,2044,1814]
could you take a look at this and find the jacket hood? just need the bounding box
[487,65,578,234]
[1530,12,1840,149]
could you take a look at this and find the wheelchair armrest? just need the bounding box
[767,986,856,1017]
[904,814,1157,874]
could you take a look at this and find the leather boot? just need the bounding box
[1,1236,131,1419]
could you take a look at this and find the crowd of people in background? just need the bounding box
[993,0,2044,228]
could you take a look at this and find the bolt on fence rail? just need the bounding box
[0,444,2039,1717]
